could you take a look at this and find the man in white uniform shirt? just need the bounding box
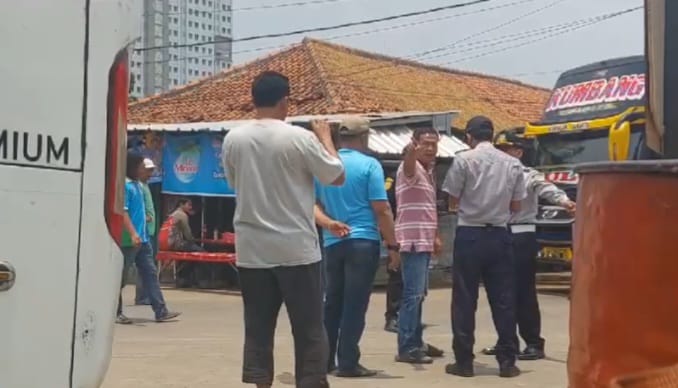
[222,71,345,388]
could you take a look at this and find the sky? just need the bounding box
[230,0,644,88]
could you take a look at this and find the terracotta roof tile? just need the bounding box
[129,38,550,129]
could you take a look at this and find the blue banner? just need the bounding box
[162,133,235,196]
[128,131,164,184]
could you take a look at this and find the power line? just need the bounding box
[141,0,537,65]
[329,0,569,81]
[144,0,355,17]
[136,0,492,52]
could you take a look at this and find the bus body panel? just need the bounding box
[0,1,140,386]
[70,1,141,386]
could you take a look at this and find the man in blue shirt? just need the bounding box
[116,152,181,324]
[314,118,400,378]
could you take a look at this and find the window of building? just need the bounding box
[202,59,206,65]
[174,79,179,85]
[208,60,212,66]
[202,0,206,5]
[136,74,141,80]
[202,23,206,29]
[173,5,178,11]
[188,8,193,15]
[202,11,207,17]
[222,27,226,33]
[173,54,178,60]
[208,1,212,6]
[173,67,178,73]
[188,33,193,39]
[208,48,213,54]
[202,47,206,53]
[209,25,212,30]
[173,30,178,36]
[136,86,141,93]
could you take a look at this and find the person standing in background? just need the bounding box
[222,71,345,388]
[314,117,400,378]
[480,129,576,361]
[135,158,157,306]
[117,151,181,325]
[442,116,525,378]
[394,128,444,365]
[383,170,403,334]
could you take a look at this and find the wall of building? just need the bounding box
[130,0,233,98]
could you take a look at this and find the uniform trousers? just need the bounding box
[452,226,517,366]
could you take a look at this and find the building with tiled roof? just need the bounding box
[129,38,550,130]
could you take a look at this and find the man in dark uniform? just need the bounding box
[383,170,403,333]
[480,129,575,361]
[442,116,526,378]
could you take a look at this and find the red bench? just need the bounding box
[156,251,236,264]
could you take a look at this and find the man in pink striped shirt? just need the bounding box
[394,127,444,365]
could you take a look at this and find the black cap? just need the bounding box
[494,129,526,149]
[465,115,494,137]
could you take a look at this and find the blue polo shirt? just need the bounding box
[315,149,387,248]
[124,179,149,244]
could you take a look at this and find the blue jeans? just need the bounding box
[135,235,157,303]
[324,239,380,371]
[398,252,431,355]
[118,242,168,320]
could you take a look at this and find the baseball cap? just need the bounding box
[143,158,156,169]
[338,117,371,136]
[465,115,495,137]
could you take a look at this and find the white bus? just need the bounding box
[0,1,140,386]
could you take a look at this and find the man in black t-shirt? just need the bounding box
[384,167,403,333]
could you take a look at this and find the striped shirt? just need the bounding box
[395,161,438,253]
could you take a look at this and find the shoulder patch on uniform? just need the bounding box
[385,177,394,191]
[455,149,469,155]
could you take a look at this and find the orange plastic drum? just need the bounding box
[568,161,678,388]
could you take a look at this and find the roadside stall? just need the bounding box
[128,111,468,289]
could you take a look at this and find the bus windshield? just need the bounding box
[535,131,643,165]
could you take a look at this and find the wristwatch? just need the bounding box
[386,243,401,252]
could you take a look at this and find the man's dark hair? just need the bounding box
[413,127,439,140]
[126,151,144,180]
[251,71,290,108]
[175,198,191,210]
[470,130,494,142]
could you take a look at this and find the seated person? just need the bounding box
[168,198,204,252]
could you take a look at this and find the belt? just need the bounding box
[458,220,507,228]
[509,224,536,234]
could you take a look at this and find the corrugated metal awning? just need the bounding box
[369,126,467,158]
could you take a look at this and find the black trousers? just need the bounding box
[239,261,330,388]
[512,232,544,350]
[385,268,403,322]
[452,226,517,366]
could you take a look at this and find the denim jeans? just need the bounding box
[118,242,168,320]
[398,251,431,355]
[324,239,381,371]
[135,235,157,304]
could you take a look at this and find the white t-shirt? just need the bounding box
[222,119,344,268]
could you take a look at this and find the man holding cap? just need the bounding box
[442,116,526,378]
[315,117,400,378]
[480,129,575,361]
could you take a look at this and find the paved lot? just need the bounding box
[103,287,569,388]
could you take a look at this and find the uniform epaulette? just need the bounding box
[455,149,470,155]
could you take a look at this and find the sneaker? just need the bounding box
[423,343,444,358]
[335,364,378,378]
[384,319,398,333]
[395,349,433,365]
[156,311,182,322]
[116,314,133,325]
[445,363,474,377]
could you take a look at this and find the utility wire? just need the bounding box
[145,0,355,17]
[136,0,492,51]
[140,0,538,65]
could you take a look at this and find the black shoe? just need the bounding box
[481,346,497,356]
[395,349,433,364]
[445,363,474,377]
[499,364,521,378]
[156,311,182,322]
[116,314,133,325]
[518,346,545,361]
[423,343,444,358]
[384,319,398,333]
[335,364,378,378]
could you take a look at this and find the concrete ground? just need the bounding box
[103,287,569,388]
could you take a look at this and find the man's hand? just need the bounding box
[433,236,443,256]
[310,119,332,140]
[387,250,401,271]
[403,139,421,156]
[327,221,350,238]
[131,233,142,247]
[561,200,576,215]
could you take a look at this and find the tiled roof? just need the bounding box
[129,38,550,129]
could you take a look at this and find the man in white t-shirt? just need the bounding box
[222,71,345,388]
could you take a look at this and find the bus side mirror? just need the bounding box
[609,120,631,161]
